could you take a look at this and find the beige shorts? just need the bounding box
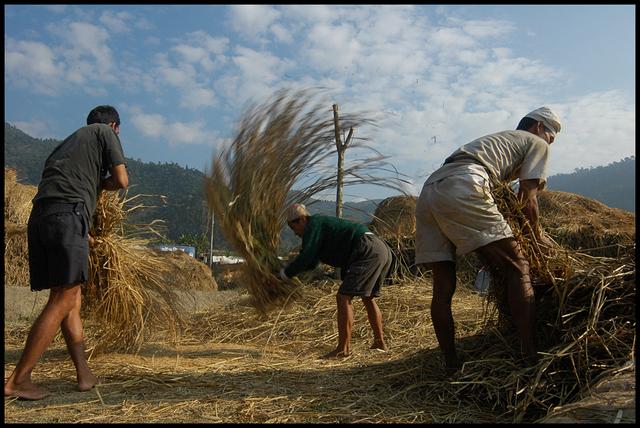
[415,171,513,263]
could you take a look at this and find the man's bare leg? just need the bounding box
[322,293,353,358]
[362,296,387,351]
[60,287,98,391]
[428,261,461,374]
[4,284,80,400]
[478,238,537,362]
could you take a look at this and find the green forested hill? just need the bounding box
[4,122,60,184]
[546,156,635,212]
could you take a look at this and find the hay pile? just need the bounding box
[369,195,417,278]
[150,248,218,291]
[538,190,635,257]
[446,182,636,421]
[84,191,190,353]
[205,88,408,313]
[4,168,37,288]
[370,195,416,239]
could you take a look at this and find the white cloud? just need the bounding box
[62,22,114,74]
[229,5,280,40]
[173,44,208,64]
[159,64,196,88]
[148,31,229,108]
[471,54,558,88]
[225,47,295,103]
[184,30,229,56]
[130,108,213,146]
[430,27,476,50]
[131,110,166,138]
[4,39,64,95]
[459,18,515,38]
[271,23,293,44]
[99,10,134,34]
[183,87,217,109]
[279,5,336,23]
[305,23,362,71]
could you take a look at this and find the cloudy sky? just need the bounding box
[4,4,635,201]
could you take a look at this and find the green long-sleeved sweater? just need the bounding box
[284,215,368,278]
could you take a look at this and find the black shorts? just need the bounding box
[27,201,90,291]
[339,233,393,298]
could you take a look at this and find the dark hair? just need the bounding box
[87,105,120,126]
[516,116,538,131]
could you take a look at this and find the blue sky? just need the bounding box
[4,4,636,201]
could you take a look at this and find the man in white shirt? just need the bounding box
[415,107,561,373]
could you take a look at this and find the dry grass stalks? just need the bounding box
[184,278,505,422]
[85,191,188,353]
[4,167,36,225]
[205,88,409,313]
[538,190,635,257]
[446,181,637,421]
[4,168,37,288]
[369,195,417,279]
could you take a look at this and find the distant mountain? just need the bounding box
[546,157,635,213]
[4,122,635,253]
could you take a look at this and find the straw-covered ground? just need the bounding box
[5,256,635,423]
[5,275,519,424]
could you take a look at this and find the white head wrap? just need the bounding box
[286,203,309,222]
[524,107,561,137]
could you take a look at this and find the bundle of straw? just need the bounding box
[205,88,409,313]
[4,168,37,288]
[85,190,187,353]
[4,168,36,226]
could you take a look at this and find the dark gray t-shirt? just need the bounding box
[33,123,126,219]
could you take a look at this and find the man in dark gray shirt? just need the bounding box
[4,105,128,400]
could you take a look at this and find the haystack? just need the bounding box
[370,195,416,239]
[454,181,637,421]
[4,168,36,288]
[150,248,218,291]
[538,190,635,257]
[369,195,417,278]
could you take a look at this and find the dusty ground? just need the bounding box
[4,280,634,424]
[4,280,497,423]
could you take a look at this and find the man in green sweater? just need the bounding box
[279,203,393,358]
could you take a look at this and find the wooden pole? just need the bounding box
[333,104,354,219]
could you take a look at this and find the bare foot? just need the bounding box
[77,372,100,392]
[370,341,388,351]
[4,380,50,400]
[321,349,350,359]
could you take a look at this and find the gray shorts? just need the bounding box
[415,171,513,264]
[27,201,90,291]
[340,233,393,298]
